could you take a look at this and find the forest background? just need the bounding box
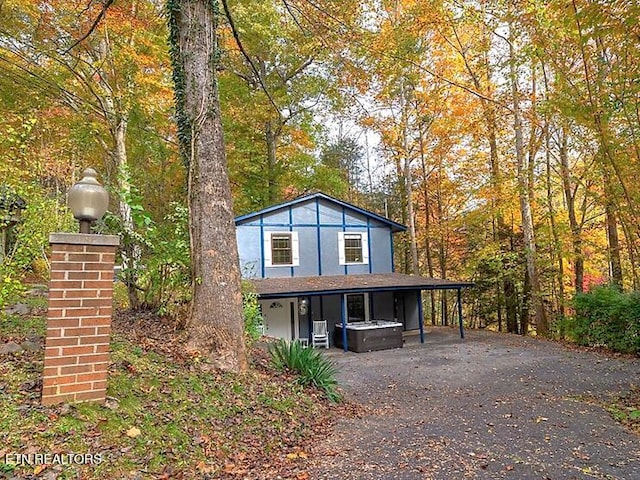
[1,0,639,347]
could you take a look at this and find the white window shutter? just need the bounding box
[291,231,300,266]
[362,233,369,265]
[264,233,272,267]
[338,232,346,265]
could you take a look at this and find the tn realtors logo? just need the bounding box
[4,453,104,466]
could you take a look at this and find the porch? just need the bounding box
[253,273,473,352]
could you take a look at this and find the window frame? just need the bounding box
[338,231,369,265]
[264,231,299,268]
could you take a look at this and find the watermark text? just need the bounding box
[4,453,103,466]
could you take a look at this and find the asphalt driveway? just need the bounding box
[309,328,640,479]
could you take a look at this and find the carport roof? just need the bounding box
[249,273,473,298]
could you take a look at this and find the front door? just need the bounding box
[261,298,298,340]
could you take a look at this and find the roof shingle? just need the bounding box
[249,273,473,298]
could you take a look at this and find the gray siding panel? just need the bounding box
[320,228,342,275]
[321,295,342,344]
[295,227,319,276]
[263,209,289,224]
[372,292,395,320]
[291,199,317,224]
[344,209,367,225]
[298,307,310,340]
[369,227,392,273]
[311,296,323,321]
[237,226,261,278]
[398,291,420,330]
[318,200,343,225]
[346,264,369,275]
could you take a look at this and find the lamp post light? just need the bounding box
[67,168,109,234]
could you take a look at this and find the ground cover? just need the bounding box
[0,310,345,479]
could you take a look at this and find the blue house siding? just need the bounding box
[236,196,398,279]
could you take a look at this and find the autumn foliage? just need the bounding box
[1,0,640,340]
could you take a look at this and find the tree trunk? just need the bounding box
[405,157,419,275]
[419,133,437,325]
[545,121,565,317]
[620,218,640,290]
[394,155,409,274]
[509,33,549,336]
[112,119,141,309]
[265,121,278,204]
[558,126,584,293]
[169,0,247,372]
[603,171,623,289]
[436,163,448,326]
[96,31,140,309]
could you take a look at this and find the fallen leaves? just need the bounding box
[286,450,309,460]
[125,426,141,438]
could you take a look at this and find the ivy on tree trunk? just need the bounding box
[167,0,247,372]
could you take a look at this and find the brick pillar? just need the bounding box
[42,233,119,406]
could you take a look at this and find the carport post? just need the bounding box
[457,288,464,339]
[340,294,348,352]
[417,291,425,344]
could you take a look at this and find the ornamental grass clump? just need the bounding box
[269,339,341,402]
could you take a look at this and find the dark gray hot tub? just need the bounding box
[334,320,403,353]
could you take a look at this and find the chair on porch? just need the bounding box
[312,320,329,348]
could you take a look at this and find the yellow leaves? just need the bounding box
[286,449,309,460]
[125,426,141,438]
[33,465,47,475]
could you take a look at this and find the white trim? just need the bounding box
[338,232,369,265]
[264,231,299,267]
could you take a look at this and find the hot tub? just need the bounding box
[334,320,403,353]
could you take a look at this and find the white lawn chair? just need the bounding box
[312,320,329,348]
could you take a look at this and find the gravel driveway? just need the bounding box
[309,327,640,479]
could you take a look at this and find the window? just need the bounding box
[271,234,292,265]
[344,234,363,263]
[346,293,368,322]
[264,231,299,267]
[338,232,369,265]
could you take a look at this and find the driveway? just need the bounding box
[309,327,640,479]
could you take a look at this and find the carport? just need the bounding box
[250,273,474,352]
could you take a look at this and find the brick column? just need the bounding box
[42,233,119,406]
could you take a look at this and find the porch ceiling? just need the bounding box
[249,273,473,298]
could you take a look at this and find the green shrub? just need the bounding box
[241,282,263,346]
[0,189,74,309]
[268,339,341,402]
[564,286,640,354]
[0,265,25,310]
[100,200,191,316]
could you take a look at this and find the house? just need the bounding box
[235,192,472,352]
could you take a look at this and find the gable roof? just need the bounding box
[234,192,407,232]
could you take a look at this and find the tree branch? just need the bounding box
[220,0,281,116]
[63,0,115,54]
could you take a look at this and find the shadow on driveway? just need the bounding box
[311,327,640,479]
